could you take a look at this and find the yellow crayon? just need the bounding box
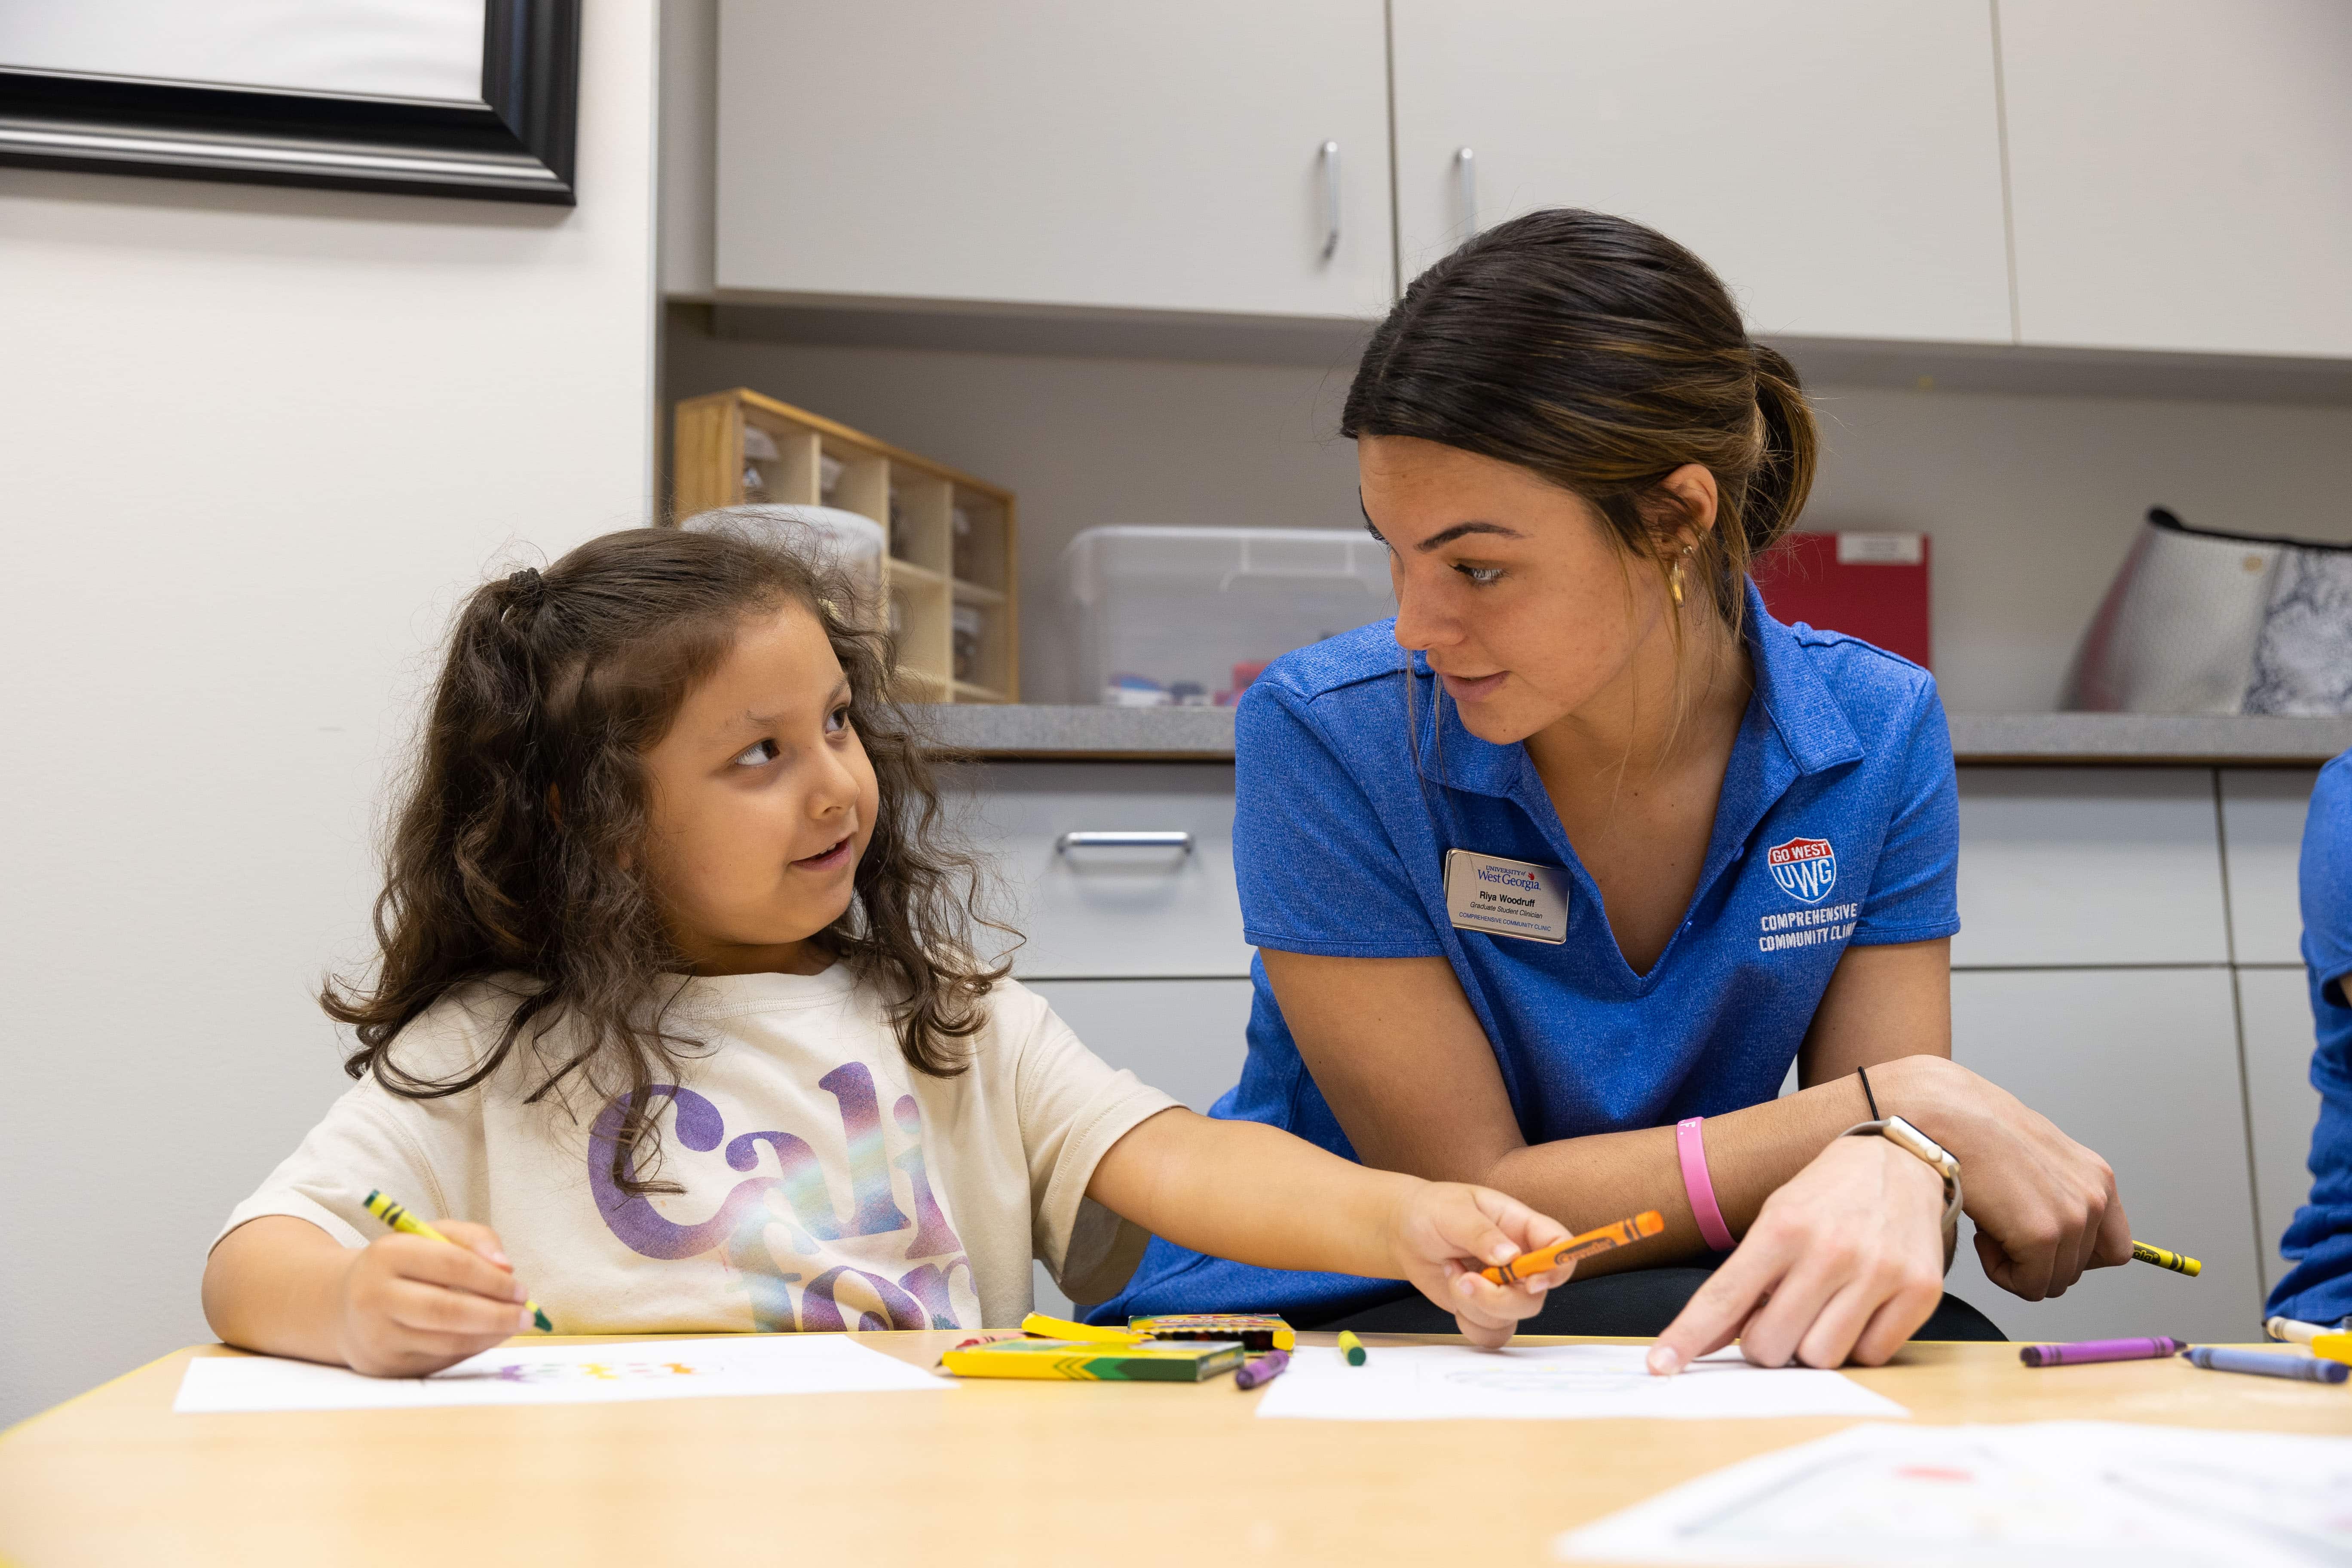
[1020,1311,1143,1344]
[363,1189,551,1332]
[1337,1330,1367,1366]
[2315,1333,2352,1366]
[2130,1240,2201,1277]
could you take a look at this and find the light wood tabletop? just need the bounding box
[3,1332,2346,1567]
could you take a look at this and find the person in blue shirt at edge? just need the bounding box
[2266,748,2352,1330]
[1091,208,2136,1371]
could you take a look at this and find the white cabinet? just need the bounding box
[949,763,1253,980]
[1023,976,1256,1317]
[2221,769,2319,966]
[1953,768,2229,968]
[1026,978,1255,1117]
[1388,0,2012,342]
[1999,0,2352,358]
[2240,965,2324,1294]
[1944,968,2263,1344]
[714,1,1393,319]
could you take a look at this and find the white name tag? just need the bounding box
[1444,849,1569,944]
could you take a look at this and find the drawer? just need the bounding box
[1953,767,2228,968]
[2220,769,2319,966]
[1941,968,2260,1344]
[946,761,1252,980]
[2238,965,2324,1294]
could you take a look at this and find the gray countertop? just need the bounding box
[913,704,2352,766]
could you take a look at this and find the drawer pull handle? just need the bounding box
[1057,830,1194,855]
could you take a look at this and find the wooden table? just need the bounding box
[4,1333,2347,1566]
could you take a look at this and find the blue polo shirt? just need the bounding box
[1089,582,1961,1324]
[2264,749,2352,1327]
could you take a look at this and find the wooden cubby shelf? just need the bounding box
[673,387,1018,703]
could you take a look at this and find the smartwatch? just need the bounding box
[1843,1114,1963,1271]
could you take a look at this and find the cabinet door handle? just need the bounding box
[1057,830,1194,855]
[1454,146,1477,234]
[1320,139,1342,260]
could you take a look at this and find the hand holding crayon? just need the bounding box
[1386,1182,1580,1349]
[332,1189,547,1378]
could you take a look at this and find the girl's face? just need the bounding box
[1360,435,1701,745]
[640,603,879,975]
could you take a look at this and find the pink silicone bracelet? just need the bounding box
[1676,1116,1736,1252]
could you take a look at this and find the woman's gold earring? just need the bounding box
[1669,561,1685,607]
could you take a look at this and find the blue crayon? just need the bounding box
[2183,1346,2349,1384]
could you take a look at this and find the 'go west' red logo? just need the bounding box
[1766,837,1837,903]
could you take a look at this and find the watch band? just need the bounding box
[1843,1114,1963,1271]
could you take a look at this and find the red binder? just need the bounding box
[1750,532,1932,670]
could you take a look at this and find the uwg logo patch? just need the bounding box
[1766,837,1837,903]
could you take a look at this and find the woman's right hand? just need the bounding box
[1881,1054,2133,1300]
[1648,1132,1948,1373]
[334,1219,537,1377]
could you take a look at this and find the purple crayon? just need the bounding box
[2020,1336,2187,1367]
[1235,1349,1291,1390]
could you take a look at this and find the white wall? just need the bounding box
[0,5,660,1427]
[662,315,2352,707]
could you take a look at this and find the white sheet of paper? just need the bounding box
[1555,1420,2352,1568]
[1253,1343,1908,1422]
[174,1335,949,1414]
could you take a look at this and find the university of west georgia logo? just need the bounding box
[1766,836,1838,904]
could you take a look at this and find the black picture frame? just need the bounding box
[0,0,580,205]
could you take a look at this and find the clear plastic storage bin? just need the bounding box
[1063,526,1396,706]
[681,503,886,619]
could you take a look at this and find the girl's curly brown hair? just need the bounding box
[323,526,1007,1196]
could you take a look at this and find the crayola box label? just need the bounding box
[941,1338,1246,1382]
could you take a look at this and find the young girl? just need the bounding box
[202,527,1571,1375]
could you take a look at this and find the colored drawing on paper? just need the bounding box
[1556,1421,2352,1568]
[472,1358,701,1386]
[174,1335,948,1415]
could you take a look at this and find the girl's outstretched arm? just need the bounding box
[1085,1109,1574,1345]
[204,1213,537,1375]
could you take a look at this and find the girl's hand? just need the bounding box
[1650,1134,1945,1373]
[333,1219,537,1377]
[1387,1183,1575,1348]
[1881,1056,2132,1299]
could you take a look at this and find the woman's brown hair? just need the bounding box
[1341,207,1818,634]
[324,527,1004,1195]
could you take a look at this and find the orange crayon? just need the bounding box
[1480,1210,1666,1286]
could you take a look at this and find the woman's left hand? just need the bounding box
[1648,1132,1947,1372]
[1388,1183,1574,1347]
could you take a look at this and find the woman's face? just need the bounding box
[1360,435,1694,745]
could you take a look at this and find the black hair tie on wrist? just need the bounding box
[1856,1065,1881,1121]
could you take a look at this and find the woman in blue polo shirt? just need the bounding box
[1096,210,2134,1368]
[2266,748,2352,1327]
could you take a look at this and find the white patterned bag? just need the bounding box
[2061,507,2352,716]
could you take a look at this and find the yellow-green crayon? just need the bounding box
[1337,1330,1367,1366]
[2131,1240,2201,1277]
[363,1189,551,1332]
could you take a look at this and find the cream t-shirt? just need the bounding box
[219,968,1179,1333]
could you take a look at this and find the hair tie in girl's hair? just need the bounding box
[502,567,548,626]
